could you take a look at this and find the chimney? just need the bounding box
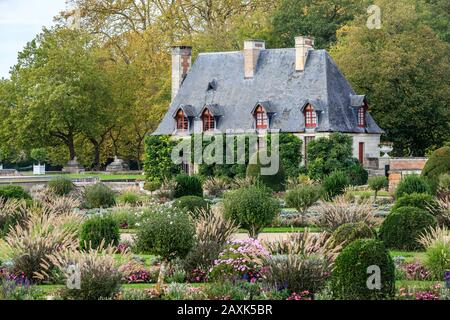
[295,36,314,72]
[244,40,265,79]
[172,46,192,100]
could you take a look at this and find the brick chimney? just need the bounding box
[172,46,192,100]
[244,40,265,79]
[295,36,314,72]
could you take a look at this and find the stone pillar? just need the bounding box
[295,36,314,72]
[171,46,192,101]
[244,40,265,79]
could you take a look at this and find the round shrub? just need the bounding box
[395,175,432,199]
[174,174,203,198]
[173,196,208,218]
[246,151,285,192]
[331,239,395,300]
[422,147,450,192]
[48,177,75,196]
[223,185,280,238]
[379,207,437,251]
[80,215,120,250]
[84,183,116,209]
[346,162,368,186]
[323,171,349,199]
[330,222,376,248]
[392,192,436,213]
[144,180,161,192]
[285,185,322,223]
[0,185,31,200]
[135,206,195,261]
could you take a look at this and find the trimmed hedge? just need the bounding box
[330,222,376,248]
[379,207,437,251]
[0,185,31,200]
[422,147,450,193]
[331,239,395,300]
[346,162,368,186]
[395,175,432,199]
[174,174,203,198]
[80,215,120,250]
[173,196,209,218]
[392,192,436,213]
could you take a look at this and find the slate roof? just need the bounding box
[154,48,384,135]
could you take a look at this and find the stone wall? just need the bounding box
[388,158,428,192]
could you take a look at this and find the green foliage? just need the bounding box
[144,181,161,192]
[246,151,285,192]
[80,215,120,250]
[135,206,195,261]
[48,177,75,196]
[270,0,365,49]
[270,133,303,178]
[285,185,322,222]
[30,148,47,164]
[422,147,450,192]
[173,196,208,218]
[223,185,280,238]
[84,183,116,209]
[117,190,142,207]
[144,135,181,183]
[331,239,395,300]
[395,175,432,199]
[379,207,437,251]
[331,0,450,156]
[306,133,355,180]
[424,241,450,281]
[323,171,349,199]
[330,222,375,248]
[368,176,388,200]
[392,193,436,213]
[0,186,31,201]
[174,174,203,198]
[345,161,368,186]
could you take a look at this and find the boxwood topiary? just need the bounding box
[345,161,369,186]
[173,196,209,218]
[395,175,432,199]
[80,215,120,250]
[330,222,376,248]
[0,185,31,200]
[223,185,280,238]
[379,206,437,251]
[422,147,450,193]
[392,192,436,213]
[174,174,203,198]
[331,239,395,300]
[246,151,285,192]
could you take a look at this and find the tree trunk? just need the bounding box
[67,132,76,160]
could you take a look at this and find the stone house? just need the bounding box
[154,37,385,172]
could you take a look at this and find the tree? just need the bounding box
[10,28,115,165]
[307,133,355,180]
[270,0,368,49]
[30,148,47,165]
[368,176,388,201]
[331,0,450,156]
[285,185,322,224]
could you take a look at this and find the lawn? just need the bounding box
[17,172,145,181]
[390,250,427,263]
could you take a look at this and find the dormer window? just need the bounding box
[202,108,215,131]
[358,107,366,128]
[254,105,268,129]
[176,109,188,131]
[304,104,317,128]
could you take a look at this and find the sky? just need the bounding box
[0,0,67,79]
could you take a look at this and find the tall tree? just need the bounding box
[10,28,114,164]
[270,0,368,49]
[331,0,450,156]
